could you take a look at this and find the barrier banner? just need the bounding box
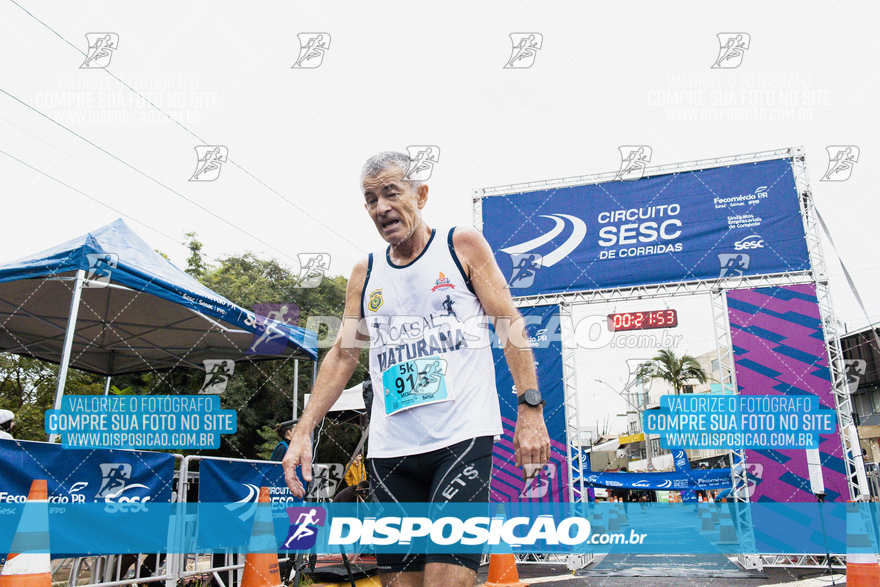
[0,439,174,503]
[481,157,809,295]
[671,448,698,503]
[579,468,732,492]
[198,457,305,548]
[490,305,569,502]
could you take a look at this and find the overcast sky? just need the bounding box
[3,2,878,431]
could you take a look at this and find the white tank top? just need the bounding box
[362,227,501,458]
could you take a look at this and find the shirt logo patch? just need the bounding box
[431,271,455,292]
[368,289,383,312]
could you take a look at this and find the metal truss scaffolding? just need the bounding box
[475,146,863,571]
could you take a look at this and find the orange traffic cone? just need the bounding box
[483,554,529,587]
[846,501,880,587]
[0,480,51,587]
[240,487,282,587]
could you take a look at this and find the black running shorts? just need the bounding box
[369,436,494,574]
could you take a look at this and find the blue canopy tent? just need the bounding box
[0,219,318,418]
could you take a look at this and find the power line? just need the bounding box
[9,0,365,253]
[0,147,180,246]
[1,88,299,266]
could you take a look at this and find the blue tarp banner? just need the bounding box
[580,468,733,491]
[482,157,809,295]
[198,457,306,548]
[0,439,174,503]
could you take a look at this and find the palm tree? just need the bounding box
[635,349,710,395]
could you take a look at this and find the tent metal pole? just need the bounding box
[49,269,85,443]
[103,375,112,396]
[293,359,299,419]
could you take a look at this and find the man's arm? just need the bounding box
[282,257,370,497]
[452,227,551,474]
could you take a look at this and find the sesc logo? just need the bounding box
[733,235,764,251]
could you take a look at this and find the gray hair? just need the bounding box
[360,151,423,191]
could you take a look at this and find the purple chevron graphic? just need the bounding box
[728,284,848,502]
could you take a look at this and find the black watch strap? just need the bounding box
[518,388,545,408]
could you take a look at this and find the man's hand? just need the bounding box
[282,432,314,498]
[513,405,551,479]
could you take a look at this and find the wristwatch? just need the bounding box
[517,388,545,408]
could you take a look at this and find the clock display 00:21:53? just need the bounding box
[606,309,678,332]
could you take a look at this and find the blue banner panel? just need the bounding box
[0,439,174,503]
[489,305,569,502]
[482,157,808,295]
[198,457,305,548]
[580,468,732,492]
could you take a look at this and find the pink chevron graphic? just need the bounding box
[728,284,848,503]
[491,416,569,503]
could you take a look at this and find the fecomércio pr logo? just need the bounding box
[282,506,326,550]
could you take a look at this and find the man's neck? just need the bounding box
[388,224,433,265]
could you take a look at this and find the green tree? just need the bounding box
[0,354,103,441]
[635,348,710,395]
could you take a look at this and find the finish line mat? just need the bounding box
[577,552,768,578]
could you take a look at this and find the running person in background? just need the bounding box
[283,151,550,587]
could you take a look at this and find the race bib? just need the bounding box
[382,357,452,416]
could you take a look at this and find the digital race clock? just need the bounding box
[607,309,678,331]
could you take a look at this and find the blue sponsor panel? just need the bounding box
[0,440,174,557]
[197,457,305,548]
[482,157,808,295]
[489,305,569,502]
[0,439,174,502]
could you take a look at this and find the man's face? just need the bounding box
[363,166,427,246]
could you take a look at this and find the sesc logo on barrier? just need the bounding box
[282,506,326,550]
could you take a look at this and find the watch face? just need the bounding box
[525,389,540,405]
